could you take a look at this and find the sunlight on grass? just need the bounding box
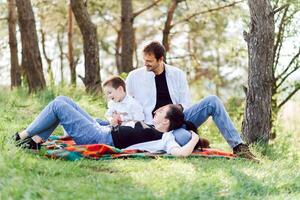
[0,86,300,199]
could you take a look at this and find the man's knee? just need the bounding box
[52,99,67,110]
[55,95,70,102]
[205,95,221,105]
[172,128,192,146]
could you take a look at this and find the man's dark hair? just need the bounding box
[143,41,166,60]
[102,75,126,92]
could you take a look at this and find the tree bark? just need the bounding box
[115,29,122,73]
[162,0,180,55]
[40,29,54,86]
[121,0,134,73]
[68,2,76,86]
[16,0,46,93]
[242,0,275,144]
[70,0,102,93]
[7,0,21,88]
[57,33,64,86]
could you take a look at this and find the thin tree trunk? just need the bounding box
[68,2,76,86]
[70,0,102,93]
[115,29,122,73]
[57,33,64,86]
[7,0,21,88]
[40,29,54,86]
[121,0,134,73]
[162,0,181,57]
[16,0,46,93]
[242,0,275,144]
[216,48,221,97]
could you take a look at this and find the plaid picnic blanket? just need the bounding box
[44,136,237,161]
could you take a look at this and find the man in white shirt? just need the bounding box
[126,41,257,161]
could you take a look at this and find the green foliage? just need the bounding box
[1,87,300,199]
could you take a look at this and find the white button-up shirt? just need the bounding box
[105,94,145,125]
[126,64,191,124]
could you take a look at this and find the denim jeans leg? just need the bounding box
[55,96,99,136]
[55,96,95,122]
[184,95,243,148]
[26,99,113,145]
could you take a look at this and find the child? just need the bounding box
[102,75,144,127]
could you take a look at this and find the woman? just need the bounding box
[14,96,202,156]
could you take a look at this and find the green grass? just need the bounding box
[0,87,300,200]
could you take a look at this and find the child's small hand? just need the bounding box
[112,112,122,125]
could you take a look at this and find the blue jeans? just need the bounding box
[26,96,114,145]
[173,95,243,148]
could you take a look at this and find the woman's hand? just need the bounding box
[170,131,200,157]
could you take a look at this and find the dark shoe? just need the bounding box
[16,137,41,150]
[12,132,21,142]
[233,143,259,162]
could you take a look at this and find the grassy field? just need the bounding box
[0,87,299,200]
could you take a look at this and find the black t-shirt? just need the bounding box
[152,69,173,116]
[111,122,163,149]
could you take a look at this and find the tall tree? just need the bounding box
[56,32,64,86]
[120,0,134,73]
[70,0,101,93]
[120,0,160,72]
[67,1,76,85]
[7,0,21,88]
[16,0,46,92]
[40,28,54,86]
[242,0,275,144]
[162,0,183,61]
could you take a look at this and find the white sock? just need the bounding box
[19,130,29,140]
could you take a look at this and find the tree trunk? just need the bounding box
[57,33,64,86]
[68,2,76,86]
[40,29,54,86]
[16,0,46,93]
[70,0,102,93]
[162,0,180,57]
[242,0,275,144]
[7,0,21,88]
[162,0,184,62]
[120,0,134,73]
[115,29,122,73]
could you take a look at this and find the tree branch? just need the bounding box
[40,29,52,64]
[171,0,245,28]
[278,85,300,109]
[276,64,300,90]
[273,4,289,15]
[133,0,161,18]
[276,48,300,82]
[273,5,289,71]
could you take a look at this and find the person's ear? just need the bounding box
[158,56,164,63]
[117,86,124,92]
[162,118,170,126]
